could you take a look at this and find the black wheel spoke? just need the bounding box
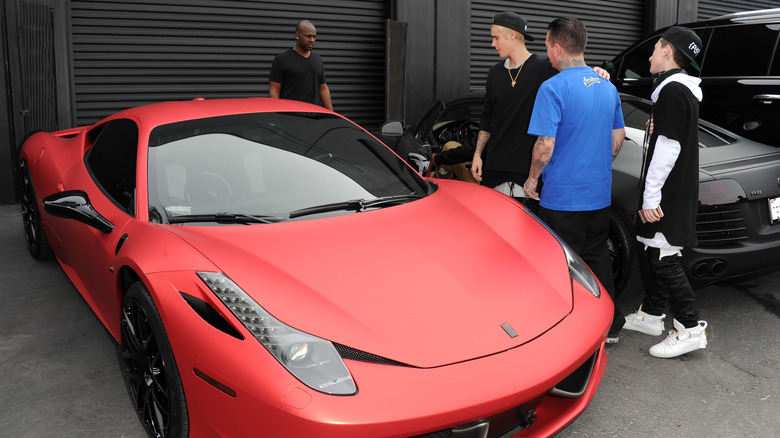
[21,173,37,247]
[19,164,52,259]
[150,387,170,435]
[122,307,142,353]
[119,283,187,437]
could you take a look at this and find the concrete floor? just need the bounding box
[1,203,779,437]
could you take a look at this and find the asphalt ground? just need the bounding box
[1,202,778,437]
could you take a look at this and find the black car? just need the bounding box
[603,8,780,147]
[385,90,780,296]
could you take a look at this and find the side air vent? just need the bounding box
[696,205,748,245]
[333,343,413,368]
[701,155,780,173]
[180,292,244,340]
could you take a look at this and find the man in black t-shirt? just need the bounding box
[470,12,556,196]
[269,20,333,110]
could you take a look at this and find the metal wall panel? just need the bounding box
[70,0,388,127]
[469,0,645,90]
[18,0,58,135]
[385,19,406,121]
[698,1,780,20]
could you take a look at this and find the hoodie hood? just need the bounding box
[651,71,703,103]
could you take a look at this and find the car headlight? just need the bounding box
[197,272,357,395]
[523,210,601,298]
[562,244,601,297]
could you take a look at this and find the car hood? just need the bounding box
[622,125,780,180]
[698,137,780,172]
[167,182,574,368]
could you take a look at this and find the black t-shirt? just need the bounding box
[269,49,326,105]
[636,80,700,247]
[480,54,558,175]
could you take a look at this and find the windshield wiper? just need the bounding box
[167,212,285,225]
[289,194,424,219]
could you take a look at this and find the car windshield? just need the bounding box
[146,112,429,224]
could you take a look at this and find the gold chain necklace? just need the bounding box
[508,59,526,87]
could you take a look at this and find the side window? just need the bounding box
[769,25,780,76]
[618,38,656,79]
[617,27,706,79]
[85,119,138,215]
[701,24,778,76]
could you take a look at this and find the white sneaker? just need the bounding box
[649,319,708,358]
[623,305,666,336]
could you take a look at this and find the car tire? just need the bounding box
[608,209,641,301]
[119,282,189,438]
[20,161,53,260]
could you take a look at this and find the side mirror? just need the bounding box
[43,190,115,234]
[380,120,404,137]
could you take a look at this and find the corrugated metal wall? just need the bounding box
[69,0,388,128]
[469,0,645,90]
[698,0,780,20]
[18,0,58,134]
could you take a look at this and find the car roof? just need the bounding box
[639,8,780,36]
[606,8,780,63]
[706,7,780,24]
[100,97,332,129]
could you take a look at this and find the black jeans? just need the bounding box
[637,246,700,328]
[539,206,624,335]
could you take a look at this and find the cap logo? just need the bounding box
[689,42,701,56]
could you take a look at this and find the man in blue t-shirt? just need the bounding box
[523,17,626,342]
[269,20,333,110]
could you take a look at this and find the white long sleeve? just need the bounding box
[642,134,681,210]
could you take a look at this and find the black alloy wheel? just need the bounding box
[20,162,52,259]
[120,282,189,438]
[607,209,640,300]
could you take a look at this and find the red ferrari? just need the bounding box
[19,97,612,437]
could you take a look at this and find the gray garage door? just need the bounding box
[70,0,388,128]
[469,0,645,90]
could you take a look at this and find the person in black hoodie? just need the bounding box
[622,26,709,358]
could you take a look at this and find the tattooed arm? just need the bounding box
[523,135,555,199]
[470,130,491,183]
[612,127,626,160]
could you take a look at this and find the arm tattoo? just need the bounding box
[528,136,555,179]
[612,137,623,158]
[612,128,625,159]
[474,130,490,155]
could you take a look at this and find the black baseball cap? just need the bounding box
[661,26,703,71]
[492,11,535,41]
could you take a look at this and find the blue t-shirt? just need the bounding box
[528,66,624,211]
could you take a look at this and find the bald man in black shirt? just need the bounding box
[269,19,333,110]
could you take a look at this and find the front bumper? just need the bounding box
[149,272,612,438]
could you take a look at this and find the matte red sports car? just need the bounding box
[19,97,612,438]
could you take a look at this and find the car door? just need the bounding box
[697,23,780,147]
[55,118,139,329]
